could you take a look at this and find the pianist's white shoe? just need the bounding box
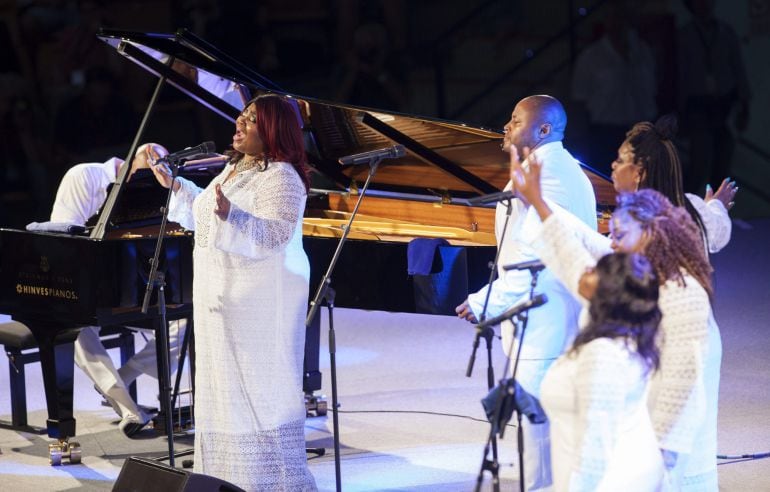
[98,381,154,437]
[119,411,153,438]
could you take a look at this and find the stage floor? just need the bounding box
[1,219,769,491]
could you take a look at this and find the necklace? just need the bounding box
[234,157,259,173]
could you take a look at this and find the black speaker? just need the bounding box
[113,457,245,492]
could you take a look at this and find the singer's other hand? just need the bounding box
[214,184,230,220]
[455,299,478,324]
[705,177,738,210]
[509,145,552,221]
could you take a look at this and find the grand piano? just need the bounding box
[0,28,615,463]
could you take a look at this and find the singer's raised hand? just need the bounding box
[508,144,552,221]
[214,184,231,220]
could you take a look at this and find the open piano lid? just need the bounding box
[96,28,614,218]
[97,29,521,198]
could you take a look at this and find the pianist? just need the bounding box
[44,143,186,437]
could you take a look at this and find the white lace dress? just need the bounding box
[541,339,664,491]
[168,159,317,491]
[535,206,726,491]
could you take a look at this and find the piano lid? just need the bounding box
[95,29,521,199]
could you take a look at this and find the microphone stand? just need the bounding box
[141,158,186,468]
[467,198,514,492]
[306,156,385,492]
[479,269,542,492]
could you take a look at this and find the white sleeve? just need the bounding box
[467,205,542,319]
[467,269,533,321]
[211,164,305,259]
[650,280,710,454]
[686,193,732,253]
[537,207,612,306]
[167,177,202,230]
[569,340,630,491]
[49,165,104,225]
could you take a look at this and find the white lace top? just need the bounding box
[541,338,663,491]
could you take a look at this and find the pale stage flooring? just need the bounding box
[1,219,769,491]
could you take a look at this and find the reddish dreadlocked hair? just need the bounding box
[615,189,714,301]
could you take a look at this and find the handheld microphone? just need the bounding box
[476,294,548,330]
[502,259,545,272]
[158,141,216,164]
[338,144,406,166]
[467,190,516,205]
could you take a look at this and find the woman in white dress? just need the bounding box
[609,115,736,490]
[510,140,721,491]
[149,94,317,491]
[540,252,664,491]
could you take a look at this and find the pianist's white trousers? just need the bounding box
[73,320,185,416]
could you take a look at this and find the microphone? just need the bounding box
[502,259,545,272]
[338,144,406,166]
[467,190,516,205]
[158,141,216,164]
[476,294,548,330]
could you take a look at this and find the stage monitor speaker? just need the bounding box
[113,457,245,492]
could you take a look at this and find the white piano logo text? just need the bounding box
[15,284,79,300]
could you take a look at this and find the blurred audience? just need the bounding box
[677,0,751,194]
[52,65,137,181]
[0,73,51,223]
[333,21,408,110]
[570,0,658,176]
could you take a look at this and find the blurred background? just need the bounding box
[1,0,768,227]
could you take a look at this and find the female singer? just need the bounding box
[150,94,317,491]
[511,146,719,490]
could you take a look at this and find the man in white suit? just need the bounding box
[456,95,597,491]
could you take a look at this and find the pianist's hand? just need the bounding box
[455,300,478,324]
[214,184,231,220]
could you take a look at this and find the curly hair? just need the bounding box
[227,94,311,191]
[624,114,707,245]
[571,252,661,371]
[615,189,714,300]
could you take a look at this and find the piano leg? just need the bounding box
[26,324,82,465]
[304,310,326,416]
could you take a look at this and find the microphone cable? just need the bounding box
[717,450,770,460]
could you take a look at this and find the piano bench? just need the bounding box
[0,321,137,432]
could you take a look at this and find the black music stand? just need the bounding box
[476,269,546,492]
[306,154,388,492]
[465,197,514,492]
[141,157,187,468]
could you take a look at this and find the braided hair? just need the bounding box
[615,189,714,301]
[571,252,661,371]
[624,114,707,246]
